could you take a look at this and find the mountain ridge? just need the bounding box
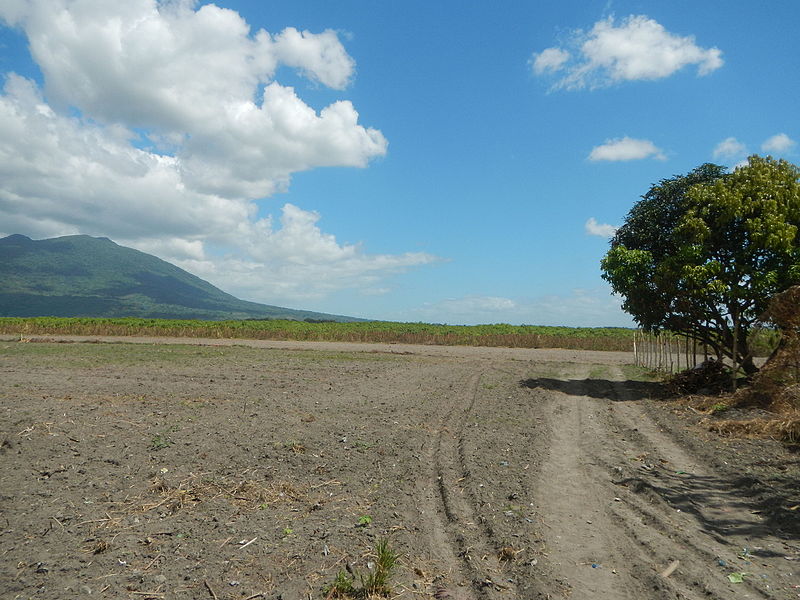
[0,234,362,322]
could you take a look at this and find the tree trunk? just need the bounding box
[735,335,759,376]
[740,354,758,375]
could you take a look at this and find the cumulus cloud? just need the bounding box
[532,15,723,90]
[712,137,747,161]
[531,47,570,74]
[585,218,617,238]
[154,204,438,302]
[588,137,665,161]
[0,74,435,301]
[0,1,434,305]
[271,27,355,89]
[761,133,796,154]
[1,0,386,198]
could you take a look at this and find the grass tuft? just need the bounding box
[323,538,399,598]
[359,538,399,596]
[324,570,356,598]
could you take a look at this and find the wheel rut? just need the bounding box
[416,370,518,599]
[601,365,779,599]
[526,364,787,599]
[528,366,656,599]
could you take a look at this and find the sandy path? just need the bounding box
[523,363,796,599]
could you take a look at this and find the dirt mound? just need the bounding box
[739,286,800,409]
[698,287,800,442]
[676,288,800,444]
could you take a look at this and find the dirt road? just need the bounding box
[1,337,798,599]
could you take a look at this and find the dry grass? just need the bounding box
[702,415,800,444]
[138,474,311,516]
[694,286,800,444]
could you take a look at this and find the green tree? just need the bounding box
[602,156,800,374]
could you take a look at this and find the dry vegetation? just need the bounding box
[676,286,800,443]
[0,316,637,351]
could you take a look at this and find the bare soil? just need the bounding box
[1,336,798,599]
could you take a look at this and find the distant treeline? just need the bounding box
[0,317,638,351]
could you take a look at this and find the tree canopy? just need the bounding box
[601,156,800,374]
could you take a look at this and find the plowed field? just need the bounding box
[1,336,798,599]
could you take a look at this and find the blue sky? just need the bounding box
[0,1,798,326]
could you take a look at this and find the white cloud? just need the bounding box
[732,159,749,170]
[712,136,747,161]
[533,15,723,90]
[0,77,435,301]
[0,0,386,200]
[145,204,439,303]
[585,218,617,238]
[407,289,633,327]
[271,27,355,89]
[588,136,665,161]
[0,2,437,305]
[761,133,796,154]
[531,47,570,74]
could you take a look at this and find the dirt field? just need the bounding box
[1,336,798,599]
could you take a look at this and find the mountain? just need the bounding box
[0,234,362,321]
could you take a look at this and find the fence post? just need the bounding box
[685,335,690,370]
[672,337,677,372]
[649,333,654,370]
[732,307,740,393]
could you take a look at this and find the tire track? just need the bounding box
[527,368,657,599]
[599,365,777,598]
[416,370,518,599]
[526,363,783,599]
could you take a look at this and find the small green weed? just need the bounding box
[502,504,524,517]
[360,538,399,596]
[150,434,173,451]
[356,515,372,527]
[279,440,306,454]
[709,402,729,415]
[324,570,356,598]
[323,539,399,598]
[620,364,665,382]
